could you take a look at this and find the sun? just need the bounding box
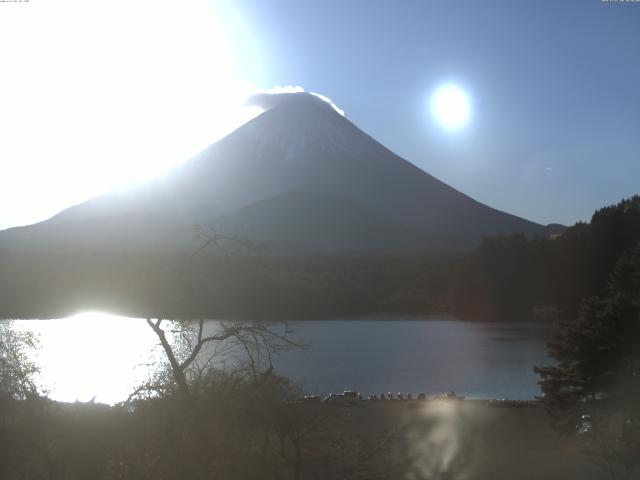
[430,84,472,130]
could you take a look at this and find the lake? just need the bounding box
[7,314,551,404]
[273,319,551,400]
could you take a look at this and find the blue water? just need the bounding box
[272,318,551,399]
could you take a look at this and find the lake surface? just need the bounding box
[273,319,551,400]
[7,314,551,404]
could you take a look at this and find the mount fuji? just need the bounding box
[0,92,561,255]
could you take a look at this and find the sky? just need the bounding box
[1,0,639,230]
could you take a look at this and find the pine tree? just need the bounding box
[535,244,640,478]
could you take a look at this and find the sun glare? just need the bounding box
[430,84,472,130]
[0,0,261,229]
[16,313,165,404]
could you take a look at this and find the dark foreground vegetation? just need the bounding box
[1,398,622,480]
[1,377,395,480]
[0,342,622,480]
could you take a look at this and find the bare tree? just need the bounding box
[135,229,300,402]
[144,318,300,401]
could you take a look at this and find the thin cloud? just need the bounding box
[247,85,345,116]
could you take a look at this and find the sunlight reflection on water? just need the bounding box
[14,313,164,405]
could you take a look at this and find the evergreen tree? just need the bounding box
[535,244,640,478]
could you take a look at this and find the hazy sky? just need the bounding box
[1,0,638,229]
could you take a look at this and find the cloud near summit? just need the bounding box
[246,86,345,116]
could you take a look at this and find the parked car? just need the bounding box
[299,394,321,404]
[323,393,346,405]
[322,393,343,405]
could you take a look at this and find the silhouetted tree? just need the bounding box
[0,321,39,401]
[535,244,640,479]
[144,318,299,401]
[0,322,45,479]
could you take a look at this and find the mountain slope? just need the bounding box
[2,92,559,254]
[212,190,431,255]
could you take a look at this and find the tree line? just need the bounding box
[450,195,640,322]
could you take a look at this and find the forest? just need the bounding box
[450,195,640,322]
